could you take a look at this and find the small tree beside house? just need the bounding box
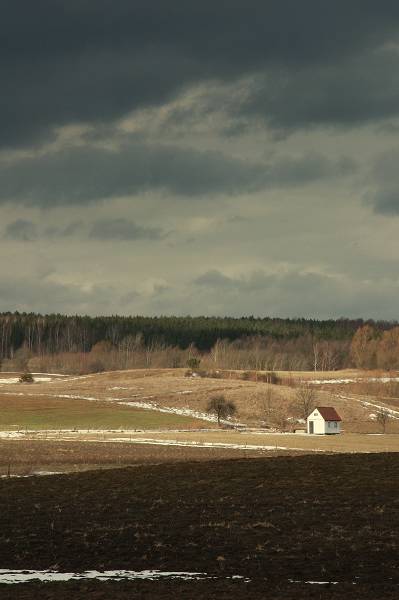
[295,384,317,420]
[376,407,390,433]
[207,395,236,426]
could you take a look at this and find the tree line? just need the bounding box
[0,312,397,374]
[350,324,399,370]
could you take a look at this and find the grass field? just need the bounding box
[0,395,208,431]
[7,428,397,454]
[97,429,399,453]
[2,367,399,432]
[1,454,399,599]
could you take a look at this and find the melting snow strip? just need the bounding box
[0,570,253,584]
[310,377,399,385]
[338,395,399,419]
[288,579,339,585]
[0,570,212,584]
[0,570,374,586]
[0,471,63,479]
[0,431,326,453]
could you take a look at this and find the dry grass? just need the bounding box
[4,429,399,455]
[0,367,396,432]
[94,429,399,453]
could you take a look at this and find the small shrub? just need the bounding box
[187,357,201,370]
[19,372,34,383]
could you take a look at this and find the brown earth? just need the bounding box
[0,454,398,599]
[1,579,398,600]
[0,439,298,476]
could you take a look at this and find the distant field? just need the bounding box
[0,395,207,431]
[1,367,399,435]
[116,429,399,453]
[2,429,399,457]
[0,439,298,476]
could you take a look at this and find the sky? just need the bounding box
[2,1,399,319]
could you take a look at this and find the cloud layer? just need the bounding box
[2,1,399,148]
[1,2,399,318]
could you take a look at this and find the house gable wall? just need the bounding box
[307,409,325,434]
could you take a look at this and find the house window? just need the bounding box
[334,422,337,428]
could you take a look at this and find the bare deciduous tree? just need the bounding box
[207,395,236,426]
[260,387,275,425]
[295,384,317,420]
[376,407,390,433]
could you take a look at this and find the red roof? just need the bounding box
[314,406,342,421]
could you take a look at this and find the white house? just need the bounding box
[307,406,342,435]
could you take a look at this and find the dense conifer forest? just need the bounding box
[0,312,386,356]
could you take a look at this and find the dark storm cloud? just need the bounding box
[238,48,399,132]
[89,219,164,241]
[3,219,82,240]
[0,142,266,205]
[0,141,355,206]
[365,148,399,215]
[2,1,399,148]
[2,217,165,242]
[4,219,37,241]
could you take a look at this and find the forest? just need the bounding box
[0,312,397,373]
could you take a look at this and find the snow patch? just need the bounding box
[310,376,399,385]
[338,395,399,419]
[0,471,62,479]
[0,569,211,584]
[115,400,238,425]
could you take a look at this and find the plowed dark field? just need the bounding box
[1,454,398,599]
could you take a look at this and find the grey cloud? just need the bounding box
[0,141,355,206]
[3,220,82,241]
[2,1,399,148]
[365,148,399,215]
[43,222,82,238]
[194,270,236,289]
[0,142,265,205]
[0,276,120,314]
[235,47,399,132]
[191,268,399,319]
[4,219,38,241]
[367,189,399,215]
[2,216,164,242]
[89,219,164,241]
[264,154,356,186]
